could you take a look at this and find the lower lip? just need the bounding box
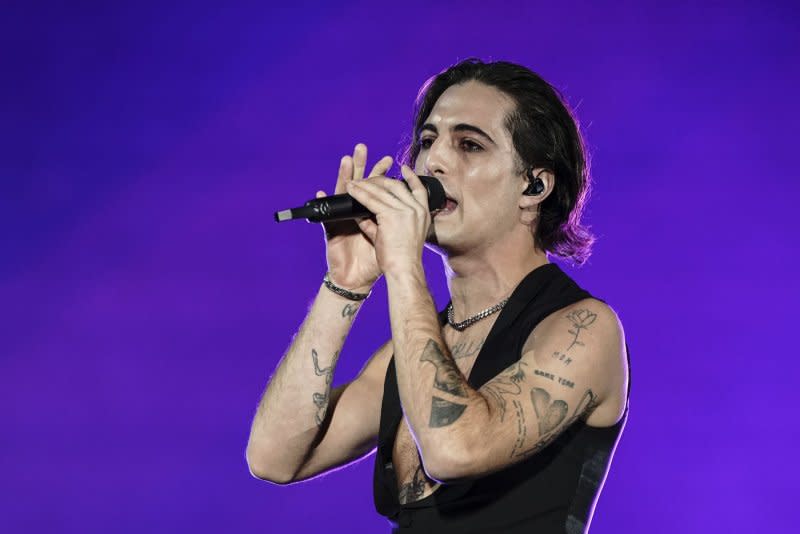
[435,199,458,216]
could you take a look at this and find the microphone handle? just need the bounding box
[274,175,445,223]
[303,194,371,223]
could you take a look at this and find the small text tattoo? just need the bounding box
[533,368,575,389]
[565,309,597,350]
[552,351,573,366]
[510,399,527,458]
[429,396,467,427]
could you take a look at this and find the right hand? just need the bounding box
[317,143,393,292]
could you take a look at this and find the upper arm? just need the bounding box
[444,299,626,480]
[291,338,394,482]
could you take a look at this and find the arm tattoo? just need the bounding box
[342,303,358,319]
[565,309,597,350]
[482,361,527,422]
[511,388,598,459]
[420,339,468,398]
[311,348,338,426]
[429,396,467,427]
[398,464,429,504]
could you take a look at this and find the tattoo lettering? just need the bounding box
[533,368,575,389]
[510,399,527,458]
[565,309,597,350]
[534,369,555,381]
[342,303,358,319]
[429,396,467,427]
[552,351,572,366]
[482,361,527,422]
[450,338,485,360]
[311,348,338,426]
[398,465,428,504]
[558,377,575,389]
[420,339,467,398]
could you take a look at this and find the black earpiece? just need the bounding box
[523,169,546,196]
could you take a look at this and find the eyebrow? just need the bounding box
[419,123,497,146]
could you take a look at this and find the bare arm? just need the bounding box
[386,265,625,481]
[245,281,390,484]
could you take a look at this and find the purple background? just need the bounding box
[3,1,798,532]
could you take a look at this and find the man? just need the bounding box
[246,59,630,533]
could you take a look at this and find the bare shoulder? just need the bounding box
[523,297,628,427]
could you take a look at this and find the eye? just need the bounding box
[418,137,434,150]
[460,139,483,152]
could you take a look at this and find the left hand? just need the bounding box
[345,164,431,276]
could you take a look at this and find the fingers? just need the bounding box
[352,143,367,181]
[347,180,396,214]
[401,165,430,211]
[355,217,378,243]
[368,156,393,178]
[334,156,353,195]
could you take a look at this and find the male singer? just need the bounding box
[246,59,630,533]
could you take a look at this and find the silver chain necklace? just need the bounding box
[446,298,509,331]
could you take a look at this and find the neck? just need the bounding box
[442,241,549,323]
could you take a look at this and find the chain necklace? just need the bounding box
[446,298,509,331]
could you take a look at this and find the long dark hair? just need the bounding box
[400,58,595,266]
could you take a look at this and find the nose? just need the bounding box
[421,136,450,177]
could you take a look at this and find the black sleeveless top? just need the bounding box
[373,263,631,533]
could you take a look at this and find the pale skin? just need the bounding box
[246,81,628,501]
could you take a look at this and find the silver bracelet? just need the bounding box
[323,272,371,301]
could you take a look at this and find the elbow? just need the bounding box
[421,443,477,484]
[245,446,296,485]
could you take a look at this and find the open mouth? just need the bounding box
[434,196,458,216]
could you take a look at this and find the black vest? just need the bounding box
[373,263,631,533]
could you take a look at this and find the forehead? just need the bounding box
[423,80,515,140]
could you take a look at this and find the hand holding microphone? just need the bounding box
[274,166,445,223]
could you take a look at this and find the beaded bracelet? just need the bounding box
[323,272,371,301]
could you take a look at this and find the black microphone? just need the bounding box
[274,175,446,223]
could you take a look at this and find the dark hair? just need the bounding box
[400,58,595,266]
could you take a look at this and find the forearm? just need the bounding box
[385,267,491,476]
[246,281,366,480]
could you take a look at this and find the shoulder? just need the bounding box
[522,297,628,426]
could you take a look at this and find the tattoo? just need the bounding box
[565,309,597,350]
[342,303,358,319]
[551,351,573,366]
[398,465,428,504]
[429,396,467,427]
[531,387,569,435]
[482,361,527,422]
[450,338,485,360]
[311,349,338,426]
[533,368,575,389]
[558,377,575,389]
[420,339,468,398]
[512,388,598,459]
[510,399,527,458]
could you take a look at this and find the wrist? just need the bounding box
[323,272,373,301]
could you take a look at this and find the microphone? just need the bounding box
[274,175,446,223]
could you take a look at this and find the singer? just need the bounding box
[246,59,630,533]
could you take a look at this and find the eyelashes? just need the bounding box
[417,137,484,153]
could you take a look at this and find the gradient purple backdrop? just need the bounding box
[3,1,798,532]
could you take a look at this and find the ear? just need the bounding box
[519,168,555,225]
